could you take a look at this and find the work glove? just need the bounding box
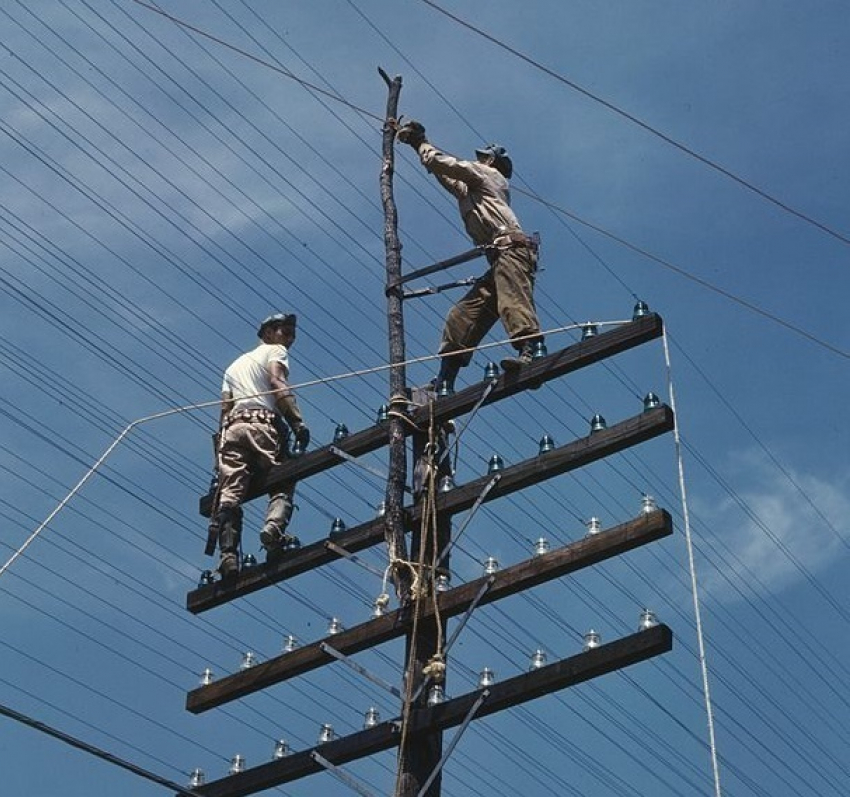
[292,423,310,452]
[277,394,309,450]
[396,120,426,148]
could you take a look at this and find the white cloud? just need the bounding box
[699,449,849,598]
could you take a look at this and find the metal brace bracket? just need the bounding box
[403,276,477,300]
[436,473,502,569]
[329,446,412,494]
[410,576,495,704]
[384,246,484,295]
[415,690,490,797]
[324,540,387,579]
[320,642,401,699]
[311,751,378,797]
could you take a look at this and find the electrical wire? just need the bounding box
[418,0,850,249]
[1,3,840,792]
[0,698,205,797]
[128,0,383,122]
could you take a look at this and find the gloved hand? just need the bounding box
[292,423,310,452]
[396,120,426,148]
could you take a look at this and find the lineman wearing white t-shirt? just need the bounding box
[210,313,310,579]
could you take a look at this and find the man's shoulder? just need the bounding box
[256,344,290,371]
[478,162,508,187]
[253,342,288,357]
[225,344,287,371]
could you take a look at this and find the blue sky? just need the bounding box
[1,2,848,795]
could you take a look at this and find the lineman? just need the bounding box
[209,313,310,578]
[396,120,543,393]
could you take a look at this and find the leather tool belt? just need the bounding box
[491,230,540,251]
[223,408,276,427]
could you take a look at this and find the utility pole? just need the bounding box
[378,68,411,608]
[378,68,444,797]
[181,73,676,797]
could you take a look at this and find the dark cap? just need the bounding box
[257,313,297,337]
[475,143,512,178]
[475,143,508,160]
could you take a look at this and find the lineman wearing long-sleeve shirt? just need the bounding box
[397,120,543,392]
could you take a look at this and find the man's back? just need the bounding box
[222,343,289,412]
[418,142,521,245]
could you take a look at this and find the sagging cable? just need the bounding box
[1,320,599,580]
[0,700,204,797]
[662,329,724,797]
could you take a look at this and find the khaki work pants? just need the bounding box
[217,419,295,548]
[438,244,541,365]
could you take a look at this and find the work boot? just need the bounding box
[259,525,279,552]
[260,525,300,551]
[264,532,301,563]
[218,552,239,580]
[216,504,243,580]
[500,343,534,371]
[433,356,462,395]
[260,492,294,551]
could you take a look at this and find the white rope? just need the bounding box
[662,329,723,797]
[284,318,627,393]
[0,318,628,580]
[0,403,208,580]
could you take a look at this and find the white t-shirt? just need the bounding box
[221,343,290,412]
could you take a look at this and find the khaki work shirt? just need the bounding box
[417,142,522,246]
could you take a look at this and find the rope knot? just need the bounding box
[422,654,446,683]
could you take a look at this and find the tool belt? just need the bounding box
[491,230,540,251]
[223,407,276,427]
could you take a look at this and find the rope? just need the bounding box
[0,318,619,579]
[0,403,203,580]
[662,329,723,797]
[393,560,423,794]
[424,400,446,657]
[394,399,447,797]
[386,557,423,601]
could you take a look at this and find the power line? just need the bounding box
[0,699,204,797]
[419,0,850,249]
[337,2,848,364]
[129,0,383,122]
[2,5,846,796]
[513,185,849,360]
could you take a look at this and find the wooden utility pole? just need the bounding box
[379,68,446,797]
[184,344,674,795]
[378,68,411,605]
[395,416,453,797]
[181,72,676,797]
